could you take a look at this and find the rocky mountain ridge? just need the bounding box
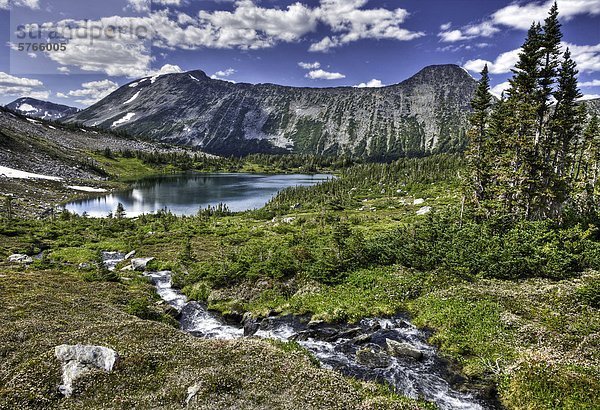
[6,97,79,121]
[67,65,478,158]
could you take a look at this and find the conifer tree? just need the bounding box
[466,65,493,205]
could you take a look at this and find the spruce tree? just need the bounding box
[504,22,544,218]
[548,48,584,218]
[467,65,493,206]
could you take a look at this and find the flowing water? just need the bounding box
[65,173,331,217]
[137,267,491,410]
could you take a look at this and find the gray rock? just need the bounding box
[7,254,33,264]
[131,257,155,271]
[54,344,118,397]
[355,348,391,368]
[328,327,362,341]
[351,333,372,344]
[385,339,423,361]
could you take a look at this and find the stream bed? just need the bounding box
[104,253,492,409]
[151,269,492,410]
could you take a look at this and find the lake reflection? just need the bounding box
[65,173,331,217]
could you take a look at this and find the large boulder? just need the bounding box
[7,254,33,264]
[355,348,391,368]
[54,344,119,397]
[385,339,423,361]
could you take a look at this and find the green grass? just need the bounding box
[1,154,599,409]
[0,269,430,410]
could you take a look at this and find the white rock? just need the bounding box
[7,254,33,264]
[282,217,295,224]
[416,206,432,215]
[413,198,425,205]
[131,257,155,271]
[55,344,118,397]
[124,250,136,260]
[186,382,202,405]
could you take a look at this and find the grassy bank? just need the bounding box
[1,154,598,408]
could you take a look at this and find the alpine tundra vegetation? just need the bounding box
[1,1,600,410]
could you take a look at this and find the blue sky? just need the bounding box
[0,0,599,107]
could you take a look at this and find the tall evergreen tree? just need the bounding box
[538,1,562,143]
[504,22,544,218]
[465,2,597,222]
[466,65,493,205]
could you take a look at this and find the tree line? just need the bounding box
[466,2,599,222]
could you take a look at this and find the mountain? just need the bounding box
[6,97,80,121]
[66,65,478,158]
[582,98,600,117]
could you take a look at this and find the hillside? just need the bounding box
[66,65,478,157]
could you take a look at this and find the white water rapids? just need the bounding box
[103,253,490,409]
[147,270,489,410]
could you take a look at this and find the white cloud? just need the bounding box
[60,79,119,106]
[0,72,48,100]
[578,94,600,100]
[127,0,181,13]
[567,42,600,73]
[151,63,182,76]
[305,69,345,80]
[490,81,511,98]
[213,68,236,77]
[32,0,424,76]
[310,0,424,52]
[0,72,43,87]
[298,61,321,69]
[464,42,600,75]
[440,22,452,31]
[439,0,600,42]
[580,79,600,87]
[210,68,236,81]
[463,49,521,74]
[0,0,40,10]
[354,79,384,88]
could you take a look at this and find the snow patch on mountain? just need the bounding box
[0,165,62,181]
[17,103,37,112]
[124,92,141,104]
[112,113,136,127]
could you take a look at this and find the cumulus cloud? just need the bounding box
[440,0,600,43]
[0,72,49,100]
[127,0,182,13]
[463,49,521,74]
[0,0,40,10]
[310,0,424,52]
[354,79,384,88]
[29,1,423,77]
[210,68,236,81]
[490,81,511,98]
[305,69,345,80]
[298,61,321,69]
[57,79,119,106]
[464,42,600,75]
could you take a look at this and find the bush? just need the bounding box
[368,213,599,280]
[577,277,600,308]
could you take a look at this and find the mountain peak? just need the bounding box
[5,97,79,120]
